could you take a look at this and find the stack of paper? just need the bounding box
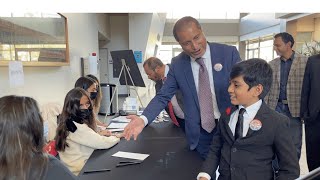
[105,116,130,132]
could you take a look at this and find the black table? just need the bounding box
[78,121,203,180]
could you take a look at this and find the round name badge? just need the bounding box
[214,63,223,72]
[249,119,262,131]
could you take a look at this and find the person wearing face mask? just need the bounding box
[55,87,120,175]
[75,76,106,127]
[86,74,103,115]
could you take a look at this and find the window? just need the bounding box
[246,35,275,62]
[0,13,68,66]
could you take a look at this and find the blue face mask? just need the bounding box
[90,92,98,100]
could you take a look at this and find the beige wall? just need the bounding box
[0,13,109,106]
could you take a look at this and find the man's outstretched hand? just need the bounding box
[123,115,145,140]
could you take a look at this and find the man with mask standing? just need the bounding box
[143,57,185,130]
[123,16,241,158]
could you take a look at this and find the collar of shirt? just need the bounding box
[162,65,170,82]
[190,43,211,62]
[229,100,262,136]
[280,51,295,62]
[238,99,262,120]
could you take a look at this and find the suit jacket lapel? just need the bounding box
[183,55,200,109]
[223,106,238,141]
[275,58,281,85]
[245,102,268,138]
[288,54,299,78]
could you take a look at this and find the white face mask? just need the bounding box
[43,121,49,142]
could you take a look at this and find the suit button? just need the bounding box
[232,148,237,152]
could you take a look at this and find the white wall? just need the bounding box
[0,13,109,106]
[106,14,129,95]
[128,13,166,106]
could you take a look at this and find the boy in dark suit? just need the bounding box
[197,58,299,180]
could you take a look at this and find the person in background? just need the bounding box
[123,16,241,158]
[301,53,320,173]
[0,95,76,180]
[55,87,120,175]
[75,76,106,127]
[264,32,308,161]
[143,57,185,130]
[86,74,102,115]
[198,58,299,180]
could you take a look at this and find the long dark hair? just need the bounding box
[86,74,102,114]
[55,88,97,151]
[0,95,48,180]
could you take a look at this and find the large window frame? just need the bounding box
[245,35,276,62]
[0,13,69,66]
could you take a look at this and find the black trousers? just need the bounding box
[305,112,320,172]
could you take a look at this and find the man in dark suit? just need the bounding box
[143,57,185,130]
[123,16,241,158]
[198,59,299,180]
[301,53,320,172]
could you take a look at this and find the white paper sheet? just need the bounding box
[112,116,131,123]
[107,122,128,129]
[109,128,124,132]
[112,151,149,161]
[9,61,24,87]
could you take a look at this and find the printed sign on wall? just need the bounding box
[134,51,142,63]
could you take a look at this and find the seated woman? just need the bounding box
[75,76,106,127]
[55,87,120,175]
[0,95,76,180]
[86,74,102,115]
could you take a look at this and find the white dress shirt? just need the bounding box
[197,100,262,180]
[164,65,185,119]
[190,43,221,119]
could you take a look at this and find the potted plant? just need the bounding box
[300,40,320,57]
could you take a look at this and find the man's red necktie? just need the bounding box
[162,76,180,127]
[168,101,180,127]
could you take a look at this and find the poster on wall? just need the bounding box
[133,51,142,63]
[9,61,24,88]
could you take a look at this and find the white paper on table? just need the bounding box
[112,116,131,123]
[107,122,128,129]
[9,61,24,88]
[108,128,124,132]
[112,151,149,161]
[137,111,143,116]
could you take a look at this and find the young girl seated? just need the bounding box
[55,87,120,175]
[86,74,102,115]
[75,76,106,127]
[0,95,76,180]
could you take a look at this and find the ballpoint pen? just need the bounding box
[84,168,111,173]
[116,161,142,167]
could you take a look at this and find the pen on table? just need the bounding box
[84,168,111,173]
[116,161,141,167]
